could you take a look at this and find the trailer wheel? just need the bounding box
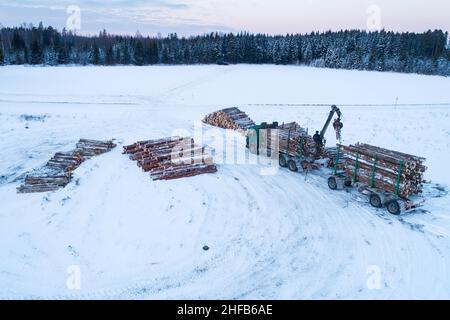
[386,200,401,215]
[328,177,338,190]
[288,160,298,172]
[369,194,382,208]
[279,155,287,168]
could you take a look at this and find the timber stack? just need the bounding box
[202,107,255,132]
[324,147,347,169]
[341,143,426,198]
[266,122,317,158]
[17,139,116,193]
[75,139,117,157]
[123,136,217,181]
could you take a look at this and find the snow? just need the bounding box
[0,65,450,299]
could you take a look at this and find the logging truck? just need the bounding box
[247,121,313,171]
[277,105,343,172]
[246,105,343,173]
[326,145,426,215]
[245,105,426,216]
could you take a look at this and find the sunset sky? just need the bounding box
[0,0,449,36]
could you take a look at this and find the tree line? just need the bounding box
[0,23,448,75]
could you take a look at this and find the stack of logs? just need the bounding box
[202,107,255,132]
[341,143,426,198]
[324,147,347,169]
[123,137,217,181]
[17,139,116,193]
[266,122,317,158]
[75,139,117,157]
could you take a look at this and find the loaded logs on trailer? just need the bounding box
[123,137,217,181]
[202,107,255,132]
[324,147,347,169]
[248,121,339,170]
[17,139,116,193]
[265,122,317,159]
[341,143,426,199]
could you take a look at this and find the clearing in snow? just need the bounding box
[0,65,449,299]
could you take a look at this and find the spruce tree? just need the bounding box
[161,46,169,64]
[0,24,448,75]
[11,31,24,51]
[115,46,121,64]
[105,46,114,65]
[30,40,43,64]
[0,43,4,65]
[121,45,131,65]
[148,42,159,64]
[133,41,145,66]
[57,45,69,64]
[91,44,100,65]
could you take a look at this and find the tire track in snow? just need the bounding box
[3,159,449,299]
[1,66,450,299]
[304,171,450,299]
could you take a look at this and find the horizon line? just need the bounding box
[1,22,449,39]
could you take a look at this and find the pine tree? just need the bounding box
[91,44,100,65]
[115,46,121,65]
[44,46,58,65]
[0,24,448,75]
[161,46,169,64]
[0,41,4,65]
[325,47,339,68]
[148,42,159,64]
[121,44,131,65]
[368,48,377,70]
[24,46,29,64]
[57,44,69,64]
[133,41,145,66]
[11,31,24,51]
[30,40,43,64]
[303,42,313,64]
[11,31,25,64]
[105,46,114,65]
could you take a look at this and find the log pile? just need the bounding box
[324,147,347,169]
[202,107,255,132]
[123,137,217,181]
[266,122,317,158]
[75,139,117,157]
[17,139,116,193]
[17,166,73,193]
[341,143,426,198]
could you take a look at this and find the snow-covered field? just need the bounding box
[0,65,450,299]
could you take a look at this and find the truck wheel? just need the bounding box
[386,200,401,215]
[344,180,352,187]
[288,160,298,172]
[279,155,287,168]
[328,177,338,190]
[369,194,382,208]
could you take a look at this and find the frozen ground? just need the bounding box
[0,65,449,299]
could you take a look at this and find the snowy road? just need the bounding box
[0,65,449,299]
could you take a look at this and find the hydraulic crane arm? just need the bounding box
[320,105,342,141]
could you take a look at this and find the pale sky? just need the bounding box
[0,0,448,36]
